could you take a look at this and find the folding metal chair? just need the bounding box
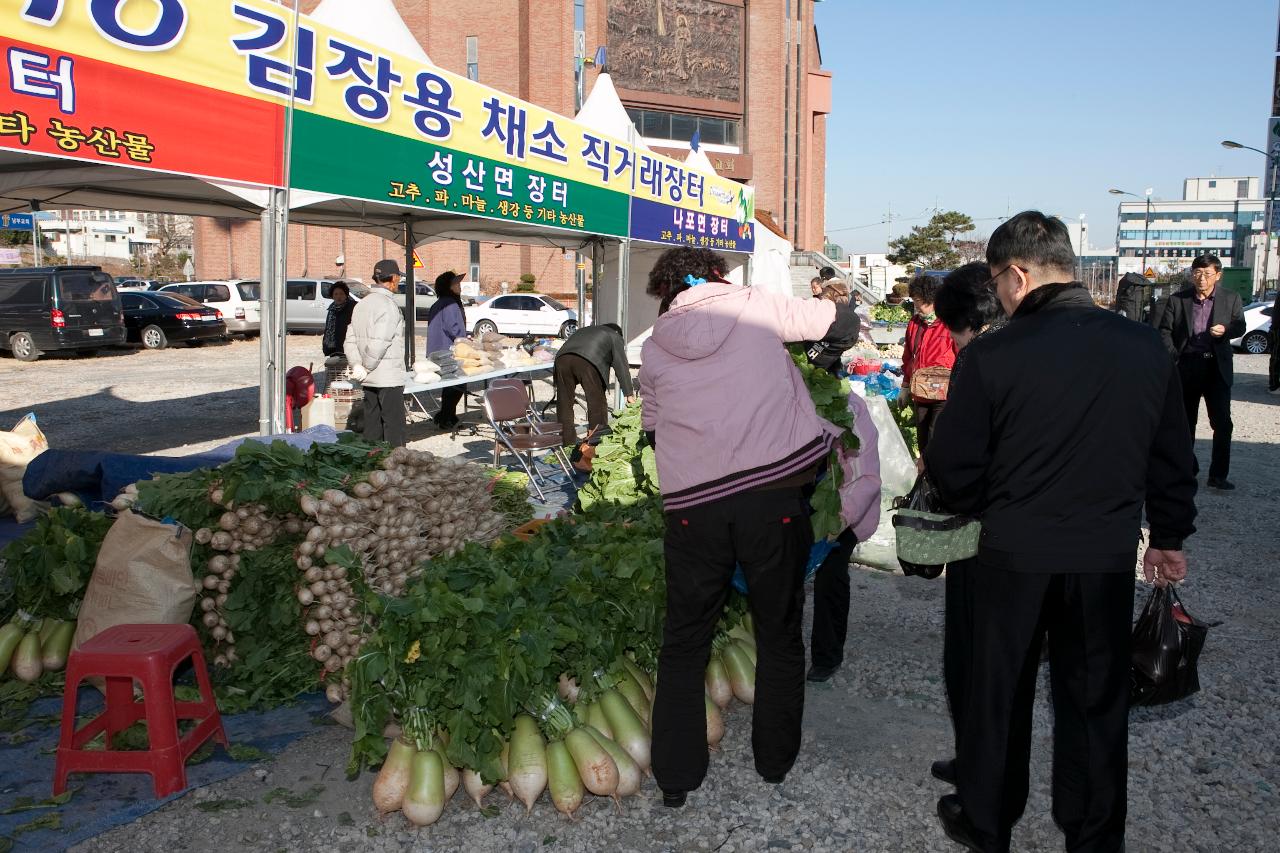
[482,386,574,501]
[489,378,562,438]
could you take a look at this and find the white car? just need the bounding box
[1230,301,1273,355]
[159,280,261,336]
[465,293,578,338]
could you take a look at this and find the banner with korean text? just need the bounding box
[2,0,753,250]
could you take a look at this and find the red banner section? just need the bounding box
[1,36,284,186]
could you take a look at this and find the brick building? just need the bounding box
[194,0,831,295]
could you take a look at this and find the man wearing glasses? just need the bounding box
[1157,255,1246,490]
[925,211,1196,853]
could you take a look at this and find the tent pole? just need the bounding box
[616,236,630,410]
[258,191,278,436]
[591,237,604,323]
[404,221,415,368]
[271,186,289,434]
[576,245,586,327]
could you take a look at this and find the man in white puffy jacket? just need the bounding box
[344,259,407,446]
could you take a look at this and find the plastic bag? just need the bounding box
[1130,585,1208,707]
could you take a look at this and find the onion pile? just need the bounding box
[297,447,506,598]
[294,447,507,700]
[191,497,300,666]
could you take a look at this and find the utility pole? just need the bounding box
[30,200,41,267]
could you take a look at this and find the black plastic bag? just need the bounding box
[1130,586,1208,707]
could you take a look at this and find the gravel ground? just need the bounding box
[0,333,558,459]
[5,345,1276,851]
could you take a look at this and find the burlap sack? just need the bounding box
[0,413,49,522]
[72,511,196,649]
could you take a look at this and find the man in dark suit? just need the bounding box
[1156,254,1247,490]
[926,211,1198,853]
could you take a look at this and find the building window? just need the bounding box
[466,36,478,81]
[1238,180,1249,198]
[104,235,116,243]
[1208,180,1217,188]
[626,107,740,147]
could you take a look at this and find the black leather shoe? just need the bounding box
[761,773,786,784]
[931,758,957,785]
[662,790,687,808]
[806,664,838,682]
[937,795,983,851]
[1207,477,1235,491]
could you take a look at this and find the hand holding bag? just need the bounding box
[891,471,979,579]
[1130,585,1209,707]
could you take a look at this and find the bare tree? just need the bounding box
[145,215,193,280]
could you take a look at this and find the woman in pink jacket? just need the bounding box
[639,247,858,808]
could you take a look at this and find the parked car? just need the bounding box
[120,291,226,349]
[465,293,578,338]
[266,278,353,331]
[0,265,126,361]
[115,278,162,291]
[158,280,260,336]
[1231,301,1273,354]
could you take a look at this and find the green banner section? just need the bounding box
[290,111,630,237]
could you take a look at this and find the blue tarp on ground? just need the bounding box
[0,690,330,852]
[20,427,341,509]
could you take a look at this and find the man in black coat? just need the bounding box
[1156,254,1246,490]
[553,323,634,443]
[925,211,1198,853]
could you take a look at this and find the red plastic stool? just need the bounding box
[53,623,228,798]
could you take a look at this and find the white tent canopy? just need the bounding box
[311,0,432,64]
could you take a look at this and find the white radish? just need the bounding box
[565,726,617,797]
[585,726,641,801]
[546,739,583,819]
[705,654,733,710]
[600,689,650,773]
[507,715,547,814]
[372,737,416,814]
[402,747,445,826]
[722,642,756,704]
[705,695,725,749]
[462,768,492,807]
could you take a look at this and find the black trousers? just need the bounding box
[362,385,406,447]
[652,487,812,793]
[553,354,607,444]
[809,529,858,669]
[956,566,1133,853]
[914,400,946,452]
[942,556,977,749]
[435,386,464,425]
[1178,354,1232,479]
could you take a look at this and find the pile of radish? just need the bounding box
[191,501,297,666]
[122,438,520,710]
[0,615,77,683]
[369,632,755,825]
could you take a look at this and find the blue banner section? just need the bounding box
[629,196,755,254]
[0,212,33,230]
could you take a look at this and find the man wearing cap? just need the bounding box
[345,259,407,446]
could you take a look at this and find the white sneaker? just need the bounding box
[1270,387,1280,395]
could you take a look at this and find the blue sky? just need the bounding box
[814,0,1279,254]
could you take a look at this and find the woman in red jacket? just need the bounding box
[902,273,957,451]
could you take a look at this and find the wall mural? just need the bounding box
[607,0,743,103]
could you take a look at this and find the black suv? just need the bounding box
[0,266,126,361]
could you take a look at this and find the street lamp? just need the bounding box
[1077,213,1086,284]
[1110,187,1154,279]
[1221,139,1276,298]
